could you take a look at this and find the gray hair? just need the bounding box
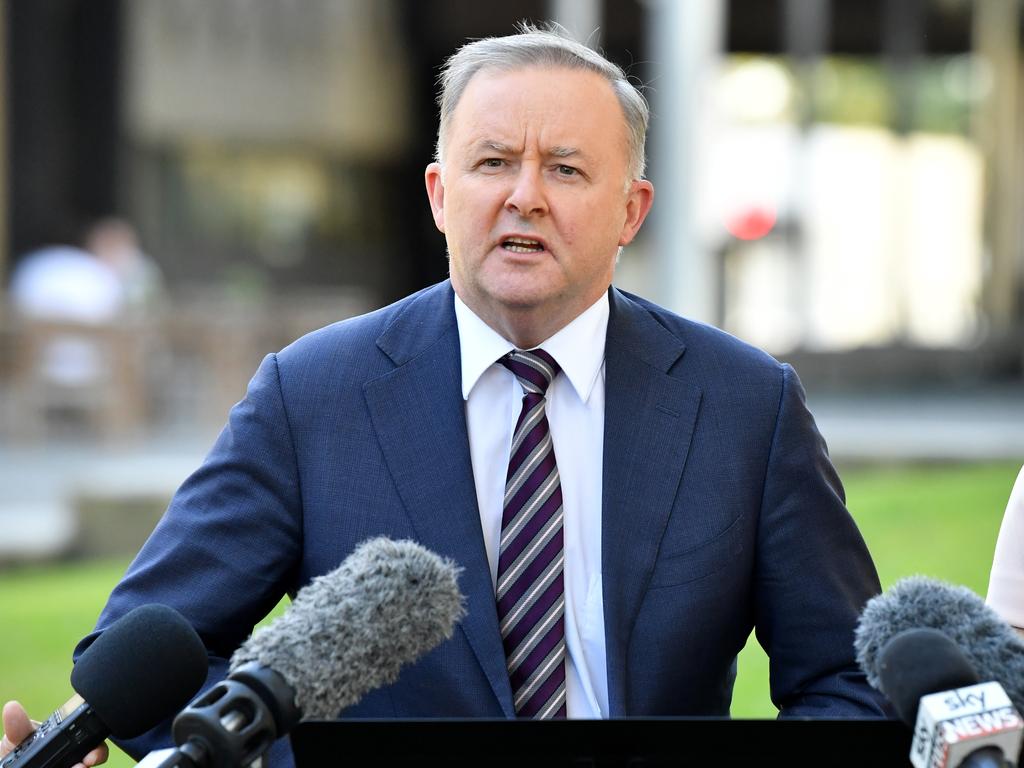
[434,22,649,181]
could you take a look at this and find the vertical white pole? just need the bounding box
[647,0,725,323]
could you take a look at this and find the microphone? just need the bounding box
[1,604,208,768]
[871,627,1022,768]
[141,537,465,768]
[854,575,1024,715]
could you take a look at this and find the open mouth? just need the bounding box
[502,237,546,254]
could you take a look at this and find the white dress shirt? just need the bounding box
[454,291,609,718]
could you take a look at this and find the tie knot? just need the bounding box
[500,349,561,396]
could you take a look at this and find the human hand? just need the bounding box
[1,700,109,767]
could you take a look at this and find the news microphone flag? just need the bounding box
[910,681,1023,768]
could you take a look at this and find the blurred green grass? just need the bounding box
[0,460,1020,766]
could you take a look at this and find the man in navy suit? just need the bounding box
[2,23,886,768]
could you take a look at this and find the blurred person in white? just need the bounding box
[10,242,120,321]
[10,217,162,323]
[7,217,163,418]
[986,464,1024,637]
[10,241,125,387]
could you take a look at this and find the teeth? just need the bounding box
[503,237,544,253]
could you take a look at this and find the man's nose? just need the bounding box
[504,166,548,217]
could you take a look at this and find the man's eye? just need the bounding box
[556,165,578,176]
[482,158,504,168]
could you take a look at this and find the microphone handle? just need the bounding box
[134,742,205,768]
[0,699,107,768]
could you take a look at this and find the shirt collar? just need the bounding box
[454,290,609,404]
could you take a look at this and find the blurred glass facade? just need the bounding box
[711,53,985,352]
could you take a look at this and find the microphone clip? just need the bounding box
[170,663,298,768]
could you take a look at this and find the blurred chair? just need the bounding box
[6,314,149,442]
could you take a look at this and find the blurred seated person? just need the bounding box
[986,463,1024,637]
[10,218,162,323]
[7,218,163,431]
[9,241,126,387]
[10,242,123,325]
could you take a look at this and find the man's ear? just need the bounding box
[424,162,446,233]
[618,179,655,247]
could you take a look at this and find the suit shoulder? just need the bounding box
[274,281,447,369]
[619,289,786,379]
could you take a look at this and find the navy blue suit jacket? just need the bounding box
[77,281,886,762]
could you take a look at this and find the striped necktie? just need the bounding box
[496,348,567,719]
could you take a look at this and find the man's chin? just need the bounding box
[474,274,562,310]
[491,290,560,314]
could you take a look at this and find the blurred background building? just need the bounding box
[0,0,1022,558]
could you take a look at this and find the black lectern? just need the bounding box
[290,718,914,767]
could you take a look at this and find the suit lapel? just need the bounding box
[602,288,703,716]
[362,282,514,716]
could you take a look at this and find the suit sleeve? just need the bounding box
[72,352,304,759]
[753,364,889,717]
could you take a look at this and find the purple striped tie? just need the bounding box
[497,349,567,719]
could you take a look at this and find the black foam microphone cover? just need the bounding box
[876,627,980,727]
[70,604,208,738]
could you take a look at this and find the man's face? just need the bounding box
[425,66,654,345]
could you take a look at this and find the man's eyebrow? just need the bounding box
[473,139,516,153]
[549,146,582,159]
[469,140,586,160]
